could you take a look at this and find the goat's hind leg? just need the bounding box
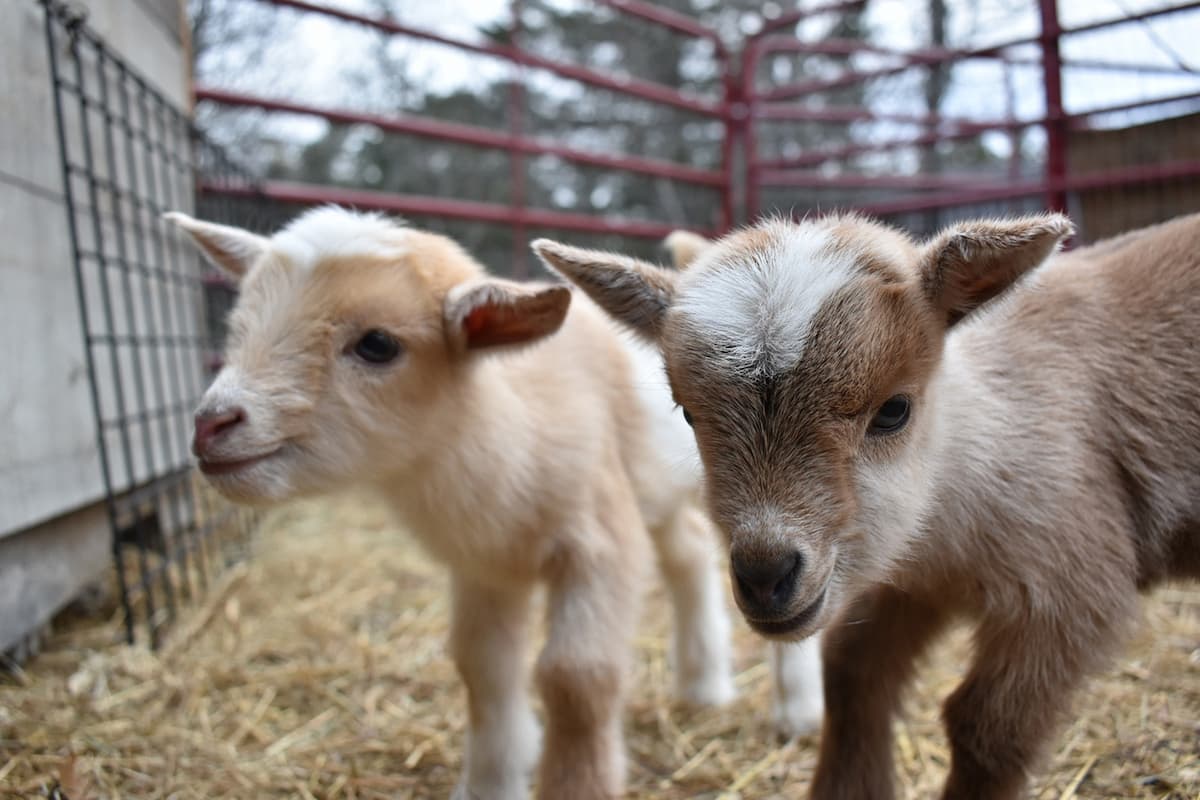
[449,576,539,800]
[650,504,736,707]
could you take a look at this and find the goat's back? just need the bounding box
[503,291,700,528]
[965,213,1200,585]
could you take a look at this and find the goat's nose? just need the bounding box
[731,550,803,618]
[192,407,246,457]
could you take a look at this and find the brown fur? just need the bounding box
[536,212,1200,799]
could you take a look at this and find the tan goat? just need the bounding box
[534,212,1200,799]
[168,207,823,800]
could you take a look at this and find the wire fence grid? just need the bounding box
[42,0,270,648]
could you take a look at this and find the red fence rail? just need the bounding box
[741,0,1200,226]
[196,0,1200,253]
[194,0,731,276]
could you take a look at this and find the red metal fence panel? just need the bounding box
[196,0,1200,252]
[741,0,1200,239]
[194,0,732,277]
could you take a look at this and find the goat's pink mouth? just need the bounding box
[746,588,827,639]
[198,449,281,476]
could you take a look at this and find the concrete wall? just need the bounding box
[0,0,191,651]
[1,0,190,539]
[0,503,113,652]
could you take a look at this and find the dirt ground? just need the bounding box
[1,490,1198,799]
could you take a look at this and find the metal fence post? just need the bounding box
[1038,0,1068,213]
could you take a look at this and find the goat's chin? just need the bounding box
[198,457,301,507]
[743,584,837,642]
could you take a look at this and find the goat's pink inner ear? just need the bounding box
[461,288,570,350]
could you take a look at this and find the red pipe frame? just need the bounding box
[754,0,1200,105]
[205,179,719,240]
[1038,0,1068,212]
[193,87,726,187]
[742,0,1200,221]
[197,0,1200,238]
[200,0,729,241]
[263,0,722,115]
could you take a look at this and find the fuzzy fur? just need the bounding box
[536,212,1200,800]
[172,207,823,800]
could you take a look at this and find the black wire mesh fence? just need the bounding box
[42,0,268,648]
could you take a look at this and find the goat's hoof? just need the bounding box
[679,673,737,708]
[452,781,528,800]
[772,700,824,739]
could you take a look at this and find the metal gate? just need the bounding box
[740,1,1200,238]
[195,1,1200,247]
[42,0,265,647]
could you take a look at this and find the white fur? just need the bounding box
[272,206,409,269]
[617,330,737,705]
[180,208,830,797]
[849,391,944,589]
[674,223,858,377]
[770,638,825,737]
[449,580,541,800]
[620,332,701,519]
[653,505,737,707]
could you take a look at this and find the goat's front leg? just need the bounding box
[535,519,647,800]
[449,575,539,800]
[769,637,824,738]
[810,587,947,800]
[940,600,1131,800]
[649,504,735,707]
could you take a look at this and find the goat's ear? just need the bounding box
[661,230,711,270]
[445,280,572,352]
[920,213,1074,325]
[531,238,676,341]
[164,212,268,281]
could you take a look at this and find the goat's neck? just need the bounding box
[917,332,1041,561]
[376,357,541,533]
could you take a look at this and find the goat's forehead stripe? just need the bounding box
[672,225,858,376]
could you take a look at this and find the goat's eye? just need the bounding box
[868,395,910,435]
[681,407,694,427]
[353,329,401,364]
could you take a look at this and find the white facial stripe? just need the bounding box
[674,224,859,377]
[271,205,409,271]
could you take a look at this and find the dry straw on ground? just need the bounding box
[2,490,1197,799]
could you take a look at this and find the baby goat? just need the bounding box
[169,207,822,800]
[535,212,1200,799]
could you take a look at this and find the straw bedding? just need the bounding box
[2,490,1197,799]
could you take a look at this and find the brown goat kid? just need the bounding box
[534,212,1200,799]
[169,207,823,800]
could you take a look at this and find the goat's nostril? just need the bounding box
[771,552,803,605]
[192,406,247,457]
[732,550,804,615]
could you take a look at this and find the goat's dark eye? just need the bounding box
[681,407,694,427]
[868,395,910,435]
[353,330,401,364]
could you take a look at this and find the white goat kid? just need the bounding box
[169,207,822,800]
